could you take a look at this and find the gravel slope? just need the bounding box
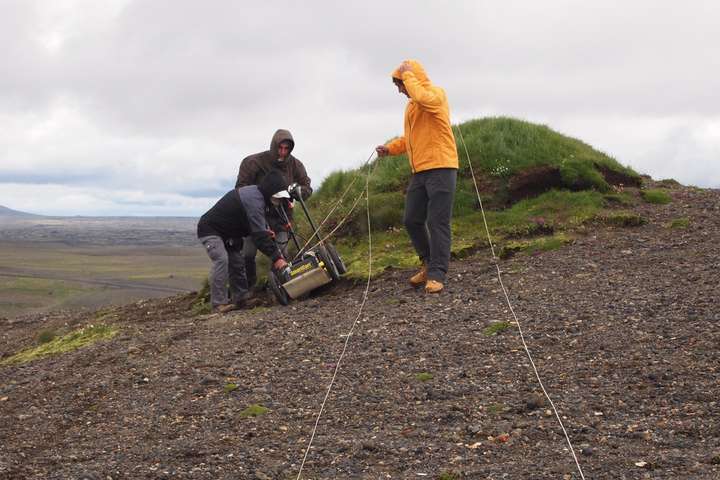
[1,185,718,479]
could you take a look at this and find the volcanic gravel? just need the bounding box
[1,184,719,479]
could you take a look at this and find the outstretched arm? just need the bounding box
[378,137,406,157]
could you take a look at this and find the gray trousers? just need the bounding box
[199,235,247,307]
[242,230,289,288]
[404,168,457,283]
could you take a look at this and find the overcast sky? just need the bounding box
[1,0,718,216]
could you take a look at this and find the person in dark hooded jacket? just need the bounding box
[198,170,290,313]
[235,129,313,289]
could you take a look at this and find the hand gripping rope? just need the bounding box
[454,124,587,480]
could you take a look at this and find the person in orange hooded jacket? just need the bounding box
[376,59,459,294]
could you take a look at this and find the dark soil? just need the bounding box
[1,184,719,479]
[507,166,564,201]
[506,164,641,203]
[595,165,643,188]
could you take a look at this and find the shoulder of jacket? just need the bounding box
[246,151,272,163]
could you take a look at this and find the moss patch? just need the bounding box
[499,234,571,259]
[224,383,239,394]
[239,404,269,418]
[590,212,647,227]
[603,192,636,206]
[1,324,119,366]
[483,322,513,336]
[669,217,690,229]
[415,372,434,382]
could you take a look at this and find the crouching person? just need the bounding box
[197,170,290,313]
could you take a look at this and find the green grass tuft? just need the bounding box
[669,217,690,229]
[483,322,513,336]
[190,278,212,315]
[224,383,239,394]
[415,372,434,382]
[2,324,118,366]
[642,189,672,204]
[239,404,269,418]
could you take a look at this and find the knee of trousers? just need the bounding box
[207,246,228,264]
[426,217,452,232]
[403,214,426,230]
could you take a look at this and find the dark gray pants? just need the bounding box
[403,168,457,283]
[242,230,289,288]
[199,235,247,307]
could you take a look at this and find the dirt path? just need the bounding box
[1,185,719,479]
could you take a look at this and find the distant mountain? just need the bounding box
[0,205,42,218]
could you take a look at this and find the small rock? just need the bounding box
[525,393,545,411]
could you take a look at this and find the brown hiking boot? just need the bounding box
[213,303,237,314]
[425,279,444,294]
[409,265,427,287]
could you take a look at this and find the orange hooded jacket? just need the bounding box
[385,60,459,173]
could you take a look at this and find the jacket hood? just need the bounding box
[392,59,431,86]
[270,129,295,160]
[258,169,288,203]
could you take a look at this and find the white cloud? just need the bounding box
[0,183,214,217]
[1,0,718,216]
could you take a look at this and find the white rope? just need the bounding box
[454,124,587,480]
[295,155,375,480]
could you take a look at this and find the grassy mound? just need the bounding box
[305,117,639,234]
[287,117,643,277]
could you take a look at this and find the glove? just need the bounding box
[287,183,301,200]
[273,258,288,271]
